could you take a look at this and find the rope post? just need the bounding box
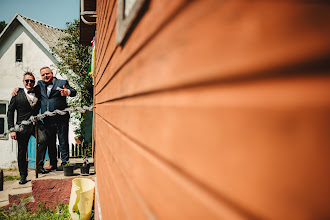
[35,121,38,179]
[71,143,74,157]
[0,169,3,191]
[57,144,61,159]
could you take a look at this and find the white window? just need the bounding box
[0,101,8,139]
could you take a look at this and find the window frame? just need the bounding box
[0,101,8,140]
[116,0,147,45]
[16,44,23,62]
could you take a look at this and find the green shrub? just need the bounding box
[0,203,71,220]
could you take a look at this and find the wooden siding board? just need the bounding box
[95,32,117,84]
[96,0,108,40]
[96,0,103,20]
[95,75,330,220]
[96,0,112,54]
[94,0,102,72]
[95,123,118,220]
[96,127,128,220]
[94,0,110,72]
[95,0,112,75]
[94,0,330,219]
[99,149,129,220]
[96,115,248,220]
[96,119,155,220]
[94,0,187,90]
[95,132,116,219]
[95,0,330,100]
[95,0,116,79]
[95,5,117,82]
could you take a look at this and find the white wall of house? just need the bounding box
[0,24,76,169]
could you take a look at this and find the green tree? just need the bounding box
[51,19,93,137]
[0,21,7,33]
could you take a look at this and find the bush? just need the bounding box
[0,203,71,220]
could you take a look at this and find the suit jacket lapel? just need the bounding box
[31,95,38,107]
[20,90,32,110]
[22,89,38,108]
[49,78,59,98]
[39,81,48,98]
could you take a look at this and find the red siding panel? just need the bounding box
[96,75,330,219]
[93,0,330,219]
[96,116,248,220]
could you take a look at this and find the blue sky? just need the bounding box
[0,0,80,29]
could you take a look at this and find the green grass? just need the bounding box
[6,167,18,171]
[0,203,71,220]
[0,203,95,220]
[4,175,21,182]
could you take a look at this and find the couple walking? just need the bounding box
[7,67,76,184]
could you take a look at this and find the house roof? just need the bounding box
[0,13,67,54]
[20,14,67,49]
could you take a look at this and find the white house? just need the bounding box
[0,14,75,168]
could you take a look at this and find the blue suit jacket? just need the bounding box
[37,77,76,121]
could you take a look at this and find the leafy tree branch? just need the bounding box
[51,20,93,137]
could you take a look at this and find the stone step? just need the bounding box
[0,173,33,208]
[0,158,95,209]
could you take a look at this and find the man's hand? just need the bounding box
[60,86,70,96]
[12,88,19,97]
[10,132,17,140]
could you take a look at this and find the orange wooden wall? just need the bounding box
[93,0,330,219]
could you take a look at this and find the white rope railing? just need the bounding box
[3,106,95,135]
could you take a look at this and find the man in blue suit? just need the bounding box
[38,66,77,171]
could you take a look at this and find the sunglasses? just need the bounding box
[25,79,35,83]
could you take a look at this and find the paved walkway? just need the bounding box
[0,158,95,208]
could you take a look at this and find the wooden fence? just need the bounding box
[56,142,91,158]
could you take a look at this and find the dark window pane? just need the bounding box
[16,44,22,62]
[0,104,6,114]
[0,118,4,134]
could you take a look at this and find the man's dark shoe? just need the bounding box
[56,165,63,171]
[46,165,56,171]
[37,168,50,174]
[19,178,27,185]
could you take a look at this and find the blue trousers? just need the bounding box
[45,120,69,167]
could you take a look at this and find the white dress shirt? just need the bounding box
[24,88,36,101]
[46,84,53,96]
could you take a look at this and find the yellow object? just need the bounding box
[69,178,95,220]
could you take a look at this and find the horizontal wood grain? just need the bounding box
[95,133,125,219]
[96,0,111,52]
[95,75,330,220]
[95,0,330,100]
[94,0,187,89]
[95,0,116,79]
[94,0,112,63]
[93,0,330,219]
[95,116,249,220]
[97,135,155,220]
